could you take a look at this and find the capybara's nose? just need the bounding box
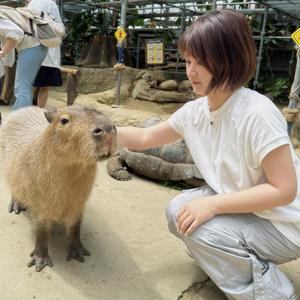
[92,124,115,137]
[92,127,104,137]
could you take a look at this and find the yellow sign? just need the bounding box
[115,27,127,43]
[291,28,300,46]
[146,40,164,65]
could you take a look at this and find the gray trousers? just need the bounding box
[165,186,300,300]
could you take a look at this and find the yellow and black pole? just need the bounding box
[285,29,300,136]
[113,0,127,108]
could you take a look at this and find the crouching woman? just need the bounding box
[117,9,300,300]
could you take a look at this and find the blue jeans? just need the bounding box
[13,45,48,111]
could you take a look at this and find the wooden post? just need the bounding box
[0,66,13,104]
[59,67,80,106]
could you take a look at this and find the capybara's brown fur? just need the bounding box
[0,105,117,271]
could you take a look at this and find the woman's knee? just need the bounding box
[165,193,189,224]
[166,186,216,221]
[165,194,191,236]
[165,188,215,236]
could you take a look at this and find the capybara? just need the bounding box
[0,105,117,271]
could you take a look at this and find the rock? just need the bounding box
[132,79,191,103]
[77,83,130,106]
[159,80,178,91]
[142,72,155,81]
[135,70,146,81]
[178,80,192,92]
[141,71,166,84]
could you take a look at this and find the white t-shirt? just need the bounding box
[169,87,300,246]
[28,0,62,68]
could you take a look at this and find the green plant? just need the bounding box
[70,8,112,42]
[264,78,290,100]
[160,180,192,190]
[127,6,144,27]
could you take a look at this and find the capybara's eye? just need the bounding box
[60,118,69,125]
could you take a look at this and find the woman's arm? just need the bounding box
[0,19,24,58]
[177,144,297,235]
[0,19,24,43]
[117,120,182,150]
[0,38,17,58]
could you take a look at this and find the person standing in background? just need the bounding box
[0,11,48,110]
[28,0,63,108]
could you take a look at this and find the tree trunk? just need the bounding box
[77,35,117,68]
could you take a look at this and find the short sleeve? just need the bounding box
[168,102,193,137]
[28,0,62,22]
[244,103,290,166]
[0,19,24,44]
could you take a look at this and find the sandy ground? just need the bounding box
[0,91,299,300]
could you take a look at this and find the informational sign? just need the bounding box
[115,27,127,43]
[291,28,300,46]
[146,40,164,65]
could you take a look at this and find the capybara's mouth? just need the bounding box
[94,136,117,161]
[96,146,116,161]
[97,153,112,161]
[96,149,109,161]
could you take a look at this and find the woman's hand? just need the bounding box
[0,38,17,60]
[176,197,218,236]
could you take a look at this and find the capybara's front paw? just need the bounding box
[8,199,26,214]
[28,250,53,272]
[66,243,91,263]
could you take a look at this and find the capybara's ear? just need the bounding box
[44,107,58,123]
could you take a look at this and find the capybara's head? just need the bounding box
[44,105,117,163]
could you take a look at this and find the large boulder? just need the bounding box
[159,80,178,91]
[135,70,166,83]
[132,79,192,103]
[178,80,192,92]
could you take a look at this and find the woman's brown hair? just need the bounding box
[178,9,256,93]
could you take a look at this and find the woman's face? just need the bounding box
[185,55,213,96]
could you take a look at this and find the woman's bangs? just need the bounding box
[178,29,205,64]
